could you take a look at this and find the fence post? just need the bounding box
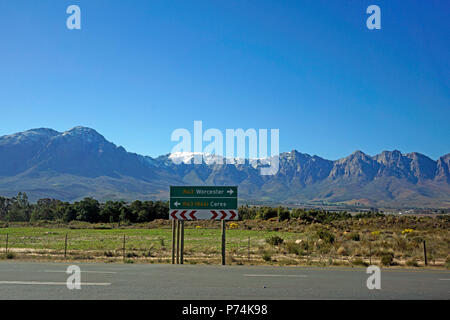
[64,233,68,258]
[123,235,126,261]
[248,236,250,263]
[5,234,8,255]
[423,240,427,266]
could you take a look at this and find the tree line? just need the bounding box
[0,192,385,223]
[0,193,169,223]
[238,205,383,223]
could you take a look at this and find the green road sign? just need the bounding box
[170,186,237,198]
[170,186,238,210]
[170,197,237,210]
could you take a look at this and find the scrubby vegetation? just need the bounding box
[0,214,447,268]
[380,252,394,266]
[266,235,284,246]
[0,193,448,268]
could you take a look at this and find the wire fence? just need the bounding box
[0,229,446,267]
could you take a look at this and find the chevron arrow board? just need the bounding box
[169,209,238,220]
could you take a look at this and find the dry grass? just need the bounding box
[0,216,449,268]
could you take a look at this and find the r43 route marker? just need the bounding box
[170,186,238,220]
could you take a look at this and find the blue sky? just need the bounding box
[0,0,448,160]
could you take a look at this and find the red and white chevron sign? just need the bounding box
[170,209,238,220]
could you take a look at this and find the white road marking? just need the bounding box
[0,281,111,286]
[243,274,307,278]
[43,270,117,274]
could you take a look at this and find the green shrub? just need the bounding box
[337,246,347,256]
[348,232,360,241]
[411,236,424,245]
[93,224,112,230]
[298,240,310,251]
[294,210,352,223]
[394,237,408,251]
[73,254,94,260]
[354,212,384,219]
[277,207,290,221]
[316,229,335,244]
[351,258,368,267]
[285,242,302,255]
[126,252,139,258]
[143,250,154,258]
[104,250,115,257]
[257,207,278,220]
[262,252,271,262]
[4,252,15,260]
[406,259,419,267]
[445,256,450,269]
[380,252,394,266]
[290,209,303,219]
[266,235,284,246]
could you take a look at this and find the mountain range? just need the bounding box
[0,127,449,208]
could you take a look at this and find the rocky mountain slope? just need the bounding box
[0,127,449,208]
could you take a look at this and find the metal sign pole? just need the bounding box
[171,219,176,264]
[180,221,184,264]
[176,220,180,264]
[221,219,226,266]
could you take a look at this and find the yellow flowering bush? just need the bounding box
[229,222,239,229]
[371,230,381,236]
[401,228,414,235]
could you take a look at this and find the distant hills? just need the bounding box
[0,127,449,208]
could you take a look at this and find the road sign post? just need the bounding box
[169,186,238,265]
[176,220,180,264]
[171,220,176,264]
[221,219,226,265]
[180,221,184,264]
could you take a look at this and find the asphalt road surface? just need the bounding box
[0,261,448,299]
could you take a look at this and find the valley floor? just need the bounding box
[1,217,449,269]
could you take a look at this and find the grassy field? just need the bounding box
[0,217,449,268]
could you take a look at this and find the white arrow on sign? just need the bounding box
[227,189,234,195]
[174,201,180,207]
